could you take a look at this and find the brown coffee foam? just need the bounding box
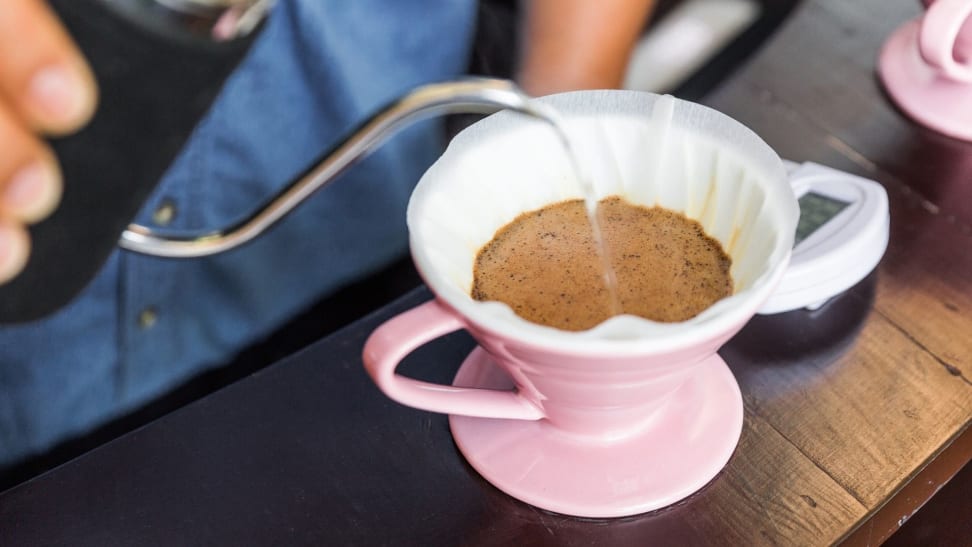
[472,196,732,331]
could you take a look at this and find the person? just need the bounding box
[0,0,654,471]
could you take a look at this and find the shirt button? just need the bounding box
[152,199,177,226]
[138,307,158,330]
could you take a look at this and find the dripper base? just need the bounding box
[449,347,744,518]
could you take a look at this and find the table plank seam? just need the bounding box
[872,305,972,388]
[744,401,871,509]
[821,134,878,173]
[840,285,972,385]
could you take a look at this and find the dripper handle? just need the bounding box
[120,78,544,258]
[363,299,545,421]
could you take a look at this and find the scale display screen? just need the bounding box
[794,192,851,245]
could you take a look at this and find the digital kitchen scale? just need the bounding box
[759,161,890,314]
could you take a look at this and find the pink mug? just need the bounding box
[919,0,972,82]
[879,0,972,140]
[363,91,799,518]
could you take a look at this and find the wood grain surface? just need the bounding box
[704,0,972,542]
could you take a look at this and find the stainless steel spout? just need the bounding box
[119,78,548,258]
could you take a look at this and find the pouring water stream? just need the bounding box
[525,103,623,316]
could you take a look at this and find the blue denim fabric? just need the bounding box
[0,0,476,467]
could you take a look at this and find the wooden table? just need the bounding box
[2,0,970,544]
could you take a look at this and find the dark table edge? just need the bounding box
[840,420,972,546]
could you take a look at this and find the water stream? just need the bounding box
[522,103,623,317]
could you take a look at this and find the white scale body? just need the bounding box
[758,161,891,315]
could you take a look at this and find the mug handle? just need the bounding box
[362,299,545,420]
[919,0,972,82]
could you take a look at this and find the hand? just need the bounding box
[517,0,655,95]
[0,0,97,284]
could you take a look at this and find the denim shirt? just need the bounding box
[0,0,476,467]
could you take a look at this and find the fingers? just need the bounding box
[0,100,62,224]
[0,0,97,135]
[0,220,29,285]
[0,98,59,284]
[0,0,95,284]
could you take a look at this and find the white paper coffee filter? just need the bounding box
[408,90,798,353]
